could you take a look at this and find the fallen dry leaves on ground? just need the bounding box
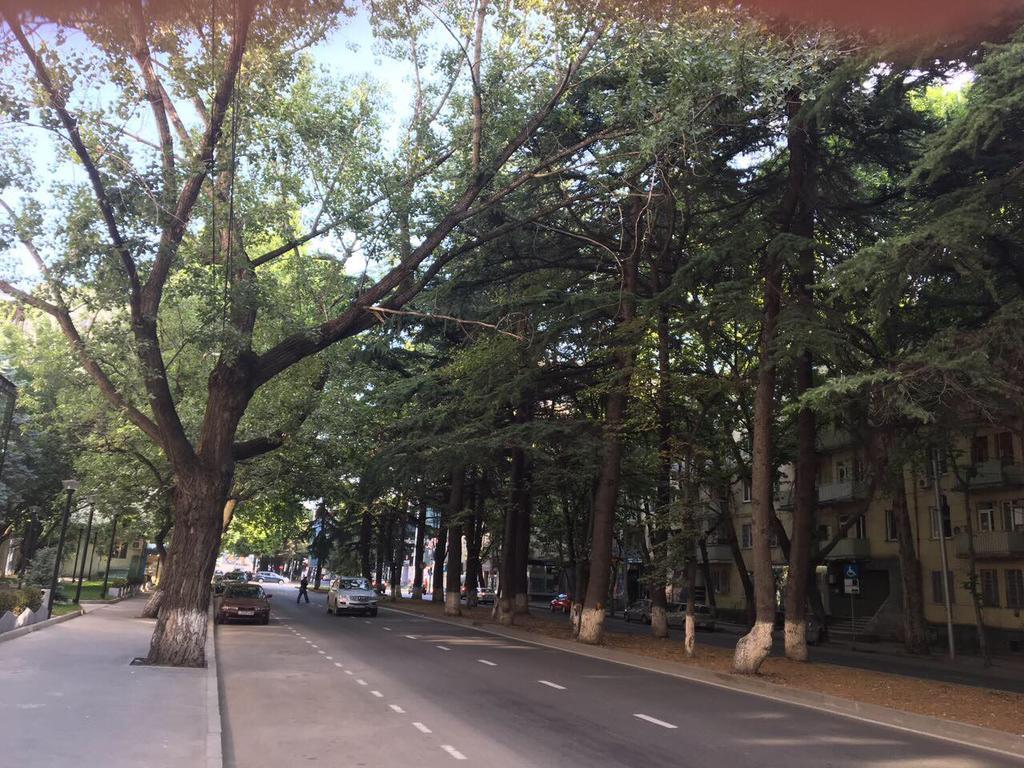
[389,598,1024,735]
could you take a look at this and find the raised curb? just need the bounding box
[206,603,223,768]
[382,605,1024,761]
[0,605,84,643]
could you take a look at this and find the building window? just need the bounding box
[980,569,999,607]
[884,509,898,542]
[113,541,128,559]
[741,479,752,503]
[1007,500,1024,532]
[971,435,989,465]
[817,524,832,542]
[710,565,730,595]
[1006,570,1024,610]
[931,570,956,604]
[836,461,848,482]
[740,523,753,549]
[977,504,995,533]
[930,505,952,539]
[839,514,865,539]
[996,432,1015,465]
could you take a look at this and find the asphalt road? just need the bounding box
[526,601,1024,694]
[217,584,1020,768]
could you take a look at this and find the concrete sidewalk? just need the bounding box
[0,596,208,768]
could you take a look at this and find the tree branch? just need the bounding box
[5,14,142,308]
[232,365,330,461]
[126,0,176,203]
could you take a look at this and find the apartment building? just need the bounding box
[706,429,1024,653]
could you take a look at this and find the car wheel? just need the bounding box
[642,614,651,625]
[369,608,378,617]
[261,616,269,625]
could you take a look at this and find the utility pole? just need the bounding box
[932,449,956,660]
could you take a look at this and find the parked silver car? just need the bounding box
[327,576,378,617]
[254,571,285,583]
[624,599,716,631]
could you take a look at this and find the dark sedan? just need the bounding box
[215,583,272,625]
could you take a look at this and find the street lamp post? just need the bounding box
[73,497,95,604]
[47,479,79,616]
[932,449,956,661]
[101,513,119,599]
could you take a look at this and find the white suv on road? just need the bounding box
[327,576,379,617]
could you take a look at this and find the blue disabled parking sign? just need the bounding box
[844,563,860,579]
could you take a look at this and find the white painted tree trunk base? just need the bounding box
[444,592,461,616]
[577,606,605,645]
[733,620,774,674]
[784,619,807,661]
[570,603,582,637]
[513,593,529,615]
[684,614,696,657]
[650,605,668,638]
[148,607,207,667]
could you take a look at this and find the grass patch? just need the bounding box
[51,603,83,617]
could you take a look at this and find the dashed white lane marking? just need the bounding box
[334,662,343,667]
[389,704,405,713]
[345,671,353,675]
[383,627,392,631]
[441,745,467,760]
[305,640,312,644]
[317,650,325,655]
[634,713,677,729]
[405,635,418,640]
[364,620,371,624]
[325,656,333,660]
[477,659,497,666]
[413,722,432,734]
[538,680,566,690]
[436,645,451,651]
[311,644,319,648]
[370,690,383,698]
[356,679,368,686]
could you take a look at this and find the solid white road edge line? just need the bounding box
[538,680,566,690]
[413,722,432,734]
[634,713,678,729]
[441,745,467,760]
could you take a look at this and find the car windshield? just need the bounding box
[339,578,370,590]
[225,585,264,599]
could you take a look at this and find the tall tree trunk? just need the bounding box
[375,513,387,593]
[650,305,673,639]
[359,510,373,582]
[734,246,782,674]
[561,495,577,599]
[445,466,466,616]
[499,445,524,625]
[698,538,717,612]
[513,457,532,615]
[432,515,447,603]
[579,210,639,646]
[684,557,697,657]
[391,502,407,601]
[412,498,427,599]
[145,470,228,666]
[721,486,756,627]
[783,96,819,662]
[140,514,173,619]
[893,479,929,654]
[465,473,484,607]
[959,479,991,666]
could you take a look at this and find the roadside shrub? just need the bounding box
[24,547,57,588]
[0,587,43,616]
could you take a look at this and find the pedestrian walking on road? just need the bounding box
[297,575,310,604]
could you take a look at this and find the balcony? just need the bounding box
[953,460,1024,491]
[704,543,733,562]
[821,537,871,560]
[817,479,868,504]
[955,530,1024,559]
